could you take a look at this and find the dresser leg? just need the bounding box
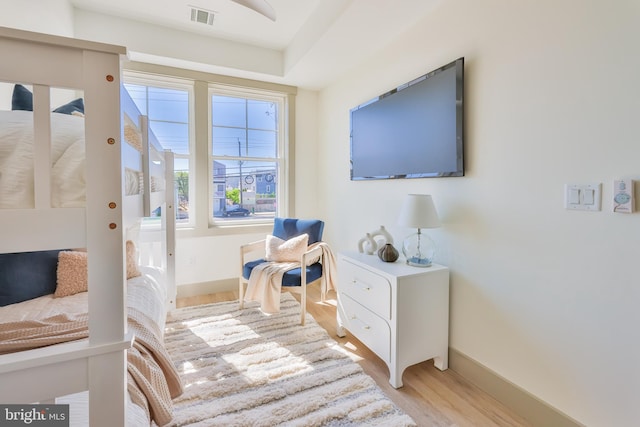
[336,324,346,337]
[389,366,404,389]
[434,354,448,371]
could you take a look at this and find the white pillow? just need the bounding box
[265,234,309,262]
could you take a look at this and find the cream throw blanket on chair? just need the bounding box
[244,242,337,314]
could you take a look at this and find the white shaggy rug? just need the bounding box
[162,293,416,427]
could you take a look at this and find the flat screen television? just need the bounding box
[350,57,464,180]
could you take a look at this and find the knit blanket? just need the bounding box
[0,307,183,426]
[244,241,337,314]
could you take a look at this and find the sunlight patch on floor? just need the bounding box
[337,341,364,362]
[314,298,337,308]
[221,342,315,383]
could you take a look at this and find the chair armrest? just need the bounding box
[241,239,265,254]
[301,245,323,266]
[240,239,266,264]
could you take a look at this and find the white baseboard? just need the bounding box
[449,348,584,427]
[176,279,237,299]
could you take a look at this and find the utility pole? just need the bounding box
[238,137,243,206]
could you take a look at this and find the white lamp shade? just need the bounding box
[397,194,441,229]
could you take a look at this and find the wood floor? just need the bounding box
[177,286,531,427]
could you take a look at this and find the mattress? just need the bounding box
[0,266,166,330]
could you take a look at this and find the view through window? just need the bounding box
[211,92,284,222]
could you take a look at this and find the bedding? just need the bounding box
[0,266,178,425]
[0,110,85,208]
[0,110,144,209]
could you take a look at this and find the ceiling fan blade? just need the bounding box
[230,0,276,21]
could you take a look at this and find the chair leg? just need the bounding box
[239,278,245,309]
[300,283,306,326]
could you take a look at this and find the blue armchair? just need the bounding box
[239,218,327,325]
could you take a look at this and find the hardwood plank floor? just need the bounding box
[177,286,531,427]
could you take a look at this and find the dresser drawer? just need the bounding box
[339,258,392,319]
[339,293,391,364]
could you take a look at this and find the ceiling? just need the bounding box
[69,0,444,89]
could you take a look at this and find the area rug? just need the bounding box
[162,293,416,427]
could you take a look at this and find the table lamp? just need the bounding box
[397,194,440,267]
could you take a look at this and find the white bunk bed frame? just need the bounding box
[0,26,175,426]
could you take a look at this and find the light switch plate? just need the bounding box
[565,183,602,211]
[613,179,634,213]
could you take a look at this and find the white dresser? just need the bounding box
[336,251,450,388]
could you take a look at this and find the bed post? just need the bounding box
[164,150,177,310]
[83,49,128,426]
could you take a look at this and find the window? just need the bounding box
[210,86,287,223]
[123,74,193,225]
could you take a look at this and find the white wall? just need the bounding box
[316,0,640,425]
[0,0,74,35]
[0,0,75,109]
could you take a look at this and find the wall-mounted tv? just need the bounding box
[350,57,464,180]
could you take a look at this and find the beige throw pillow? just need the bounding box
[265,234,309,262]
[54,241,140,298]
[126,240,141,279]
[55,251,88,297]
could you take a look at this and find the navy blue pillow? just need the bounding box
[53,98,84,115]
[11,84,84,115]
[11,84,33,111]
[0,250,62,306]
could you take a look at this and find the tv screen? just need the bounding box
[350,57,464,180]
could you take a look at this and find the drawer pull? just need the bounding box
[350,316,371,331]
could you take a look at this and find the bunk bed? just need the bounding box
[0,27,179,426]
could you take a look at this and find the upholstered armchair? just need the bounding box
[239,218,327,325]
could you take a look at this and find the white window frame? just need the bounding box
[122,71,195,228]
[208,83,289,227]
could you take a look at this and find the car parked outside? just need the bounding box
[220,205,251,217]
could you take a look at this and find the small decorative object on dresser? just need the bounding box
[371,225,394,247]
[358,225,395,255]
[357,232,377,255]
[377,243,399,262]
[336,251,449,388]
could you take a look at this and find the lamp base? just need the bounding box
[405,257,432,267]
[402,229,436,268]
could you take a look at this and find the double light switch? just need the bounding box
[565,183,601,211]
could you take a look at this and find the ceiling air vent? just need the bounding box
[190,7,215,25]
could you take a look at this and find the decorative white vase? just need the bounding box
[357,233,377,255]
[371,225,393,247]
